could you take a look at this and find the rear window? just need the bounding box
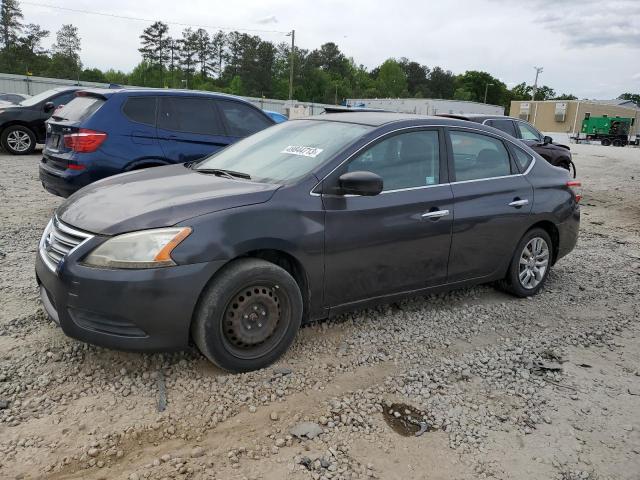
[54,96,105,122]
[123,96,157,126]
[216,100,272,137]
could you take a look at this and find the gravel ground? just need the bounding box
[0,144,639,480]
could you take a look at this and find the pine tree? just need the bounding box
[0,0,23,48]
[178,28,198,79]
[192,28,211,77]
[138,21,169,67]
[20,23,48,55]
[210,31,226,79]
[52,24,81,63]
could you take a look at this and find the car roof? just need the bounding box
[299,112,506,129]
[78,87,254,103]
[437,113,523,123]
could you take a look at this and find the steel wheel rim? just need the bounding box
[220,283,291,360]
[518,237,549,289]
[7,130,31,152]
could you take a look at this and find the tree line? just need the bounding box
[0,0,637,111]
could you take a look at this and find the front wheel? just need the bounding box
[499,228,553,298]
[192,258,303,372]
[601,138,611,146]
[1,125,36,155]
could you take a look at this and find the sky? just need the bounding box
[20,0,640,99]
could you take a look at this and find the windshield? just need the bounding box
[195,120,372,183]
[19,89,65,107]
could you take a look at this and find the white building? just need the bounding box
[346,98,504,116]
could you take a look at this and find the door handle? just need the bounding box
[508,199,529,207]
[421,209,450,219]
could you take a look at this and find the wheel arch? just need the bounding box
[527,220,560,265]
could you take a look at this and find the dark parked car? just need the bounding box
[39,88,275,197]
[439,114,576,176]
[36,113,581,372]
[0,92,30,104]
[0,87,81,155]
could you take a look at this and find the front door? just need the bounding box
[322,128,454,307]
[446,128,533,282]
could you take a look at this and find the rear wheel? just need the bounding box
[499,228,553,298]
[612,138,623,147]
[601,138,611,146]
[1,125,36,155]
[192,258,303,372]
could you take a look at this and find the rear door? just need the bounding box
[484,118,518,139]
[446,128,533,283]
[157,96,230,164]
[215,99,274,141]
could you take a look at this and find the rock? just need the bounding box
[0,399,9,409]
[270,412,279,421]
[290,422,323,440]
[87,448,100,458]
[191,447,205,458]
[273,367,293,376]
[248,406,257,413]
[275,438,286,447]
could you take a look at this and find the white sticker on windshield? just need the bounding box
[281,145,324,158]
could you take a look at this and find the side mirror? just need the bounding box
[543,135,553,145]
[338,171,383,196]
[43,102,55,113]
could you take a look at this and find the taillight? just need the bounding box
[64,129,107,153]
[567,180,582,203]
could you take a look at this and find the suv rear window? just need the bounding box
[54,96,105,122]
[123,97,157,126]
[217,100,272,137]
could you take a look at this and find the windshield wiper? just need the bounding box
[195,168,251,180]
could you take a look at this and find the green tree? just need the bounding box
[399,58,429,97]
[376,59,407,97]
[19,23,48,54]
[0,0,22,48]
[426,66,456,99]
[553,93,577,100]
[138,21,169,67]
[210,31,226,78]
[454,70,507,105]
[178,28,198,82]
[52,24,81,64]
[192,28,212,77]
[618,93,640,105]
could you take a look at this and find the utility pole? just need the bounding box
[483,83,494,104]
[286,30,295,101]
[531,66,543,101]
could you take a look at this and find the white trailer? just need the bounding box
[346,98,504,116]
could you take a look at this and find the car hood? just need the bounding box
[57,164,280,235]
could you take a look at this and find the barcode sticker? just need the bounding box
[281,145,324,158]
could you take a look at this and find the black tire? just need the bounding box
[1,125,36,155]
[601,138,611,147]
[499,228,553,298]
[192,258,303,372]
[612,139,622,147]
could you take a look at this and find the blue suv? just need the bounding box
[39,89,275,197]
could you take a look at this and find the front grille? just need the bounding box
[39,216,93,272]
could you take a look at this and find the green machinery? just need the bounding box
[581,114,636,146]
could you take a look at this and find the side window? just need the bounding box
[122,97,156,126]
[517,122,541,141]
[450,131,512,182]
[346,130,440,191]
[511,145,534,172]
[217,100,272,137]
[486,119,517,138]
[158,97,224,135]
[51,92,76,107]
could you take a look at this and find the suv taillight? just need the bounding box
[567,180,582,203]
[64,129,107,153]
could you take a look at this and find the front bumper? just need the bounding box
[36,246,226,352]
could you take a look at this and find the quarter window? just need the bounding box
[122,97,157,126]
[346,130,440,191]
[51,92,76,107]
[158,97,224,135]
[517,122,541,141]
[512,145,534,172]
[216,100,272,137]
[450,131,512,181]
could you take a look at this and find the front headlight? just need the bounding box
[83,227,192,269]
